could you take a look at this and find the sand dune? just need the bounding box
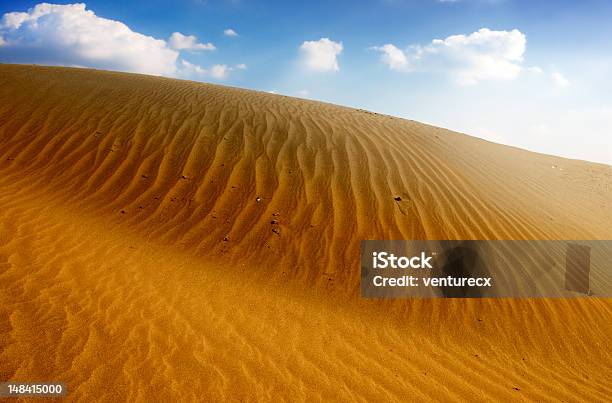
[0,64,611,401]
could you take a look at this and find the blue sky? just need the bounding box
[1,0,611,164]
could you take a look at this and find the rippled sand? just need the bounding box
[0,64,610,401]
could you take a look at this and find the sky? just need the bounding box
[0,1,610,165]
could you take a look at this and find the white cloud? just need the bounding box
[224,28,238,37]
[235,63,247,69]
[551,71,569,87]
[0,3,178,76]
[295,89,309,97]
[373,28,527,85]
[300,37,343,72]
[168,32,215,51]
[0,3,237,82]
[370,44,409,70]
[179,59,207,76]
[179,61,233,80]
[210,64,229,79]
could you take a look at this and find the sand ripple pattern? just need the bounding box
[0,65,611,401]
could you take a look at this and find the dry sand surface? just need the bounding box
[0,64,611,401]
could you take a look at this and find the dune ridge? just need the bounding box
[0,64,611,401]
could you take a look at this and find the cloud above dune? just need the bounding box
[0,3,231,81]
[179,61,241,80]
[300,37,343,72]
[210,64,230,79]
[168,32,215,51]
[0,3,179,76]
[372,44,408,70]
[180,59,207,76]
[373,28,526,85]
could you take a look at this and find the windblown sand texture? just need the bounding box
[0,64,611,401]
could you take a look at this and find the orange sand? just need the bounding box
[0,64,611,401]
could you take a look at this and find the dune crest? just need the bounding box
[0,65,610,401]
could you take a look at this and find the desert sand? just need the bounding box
[0,64,611,401]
